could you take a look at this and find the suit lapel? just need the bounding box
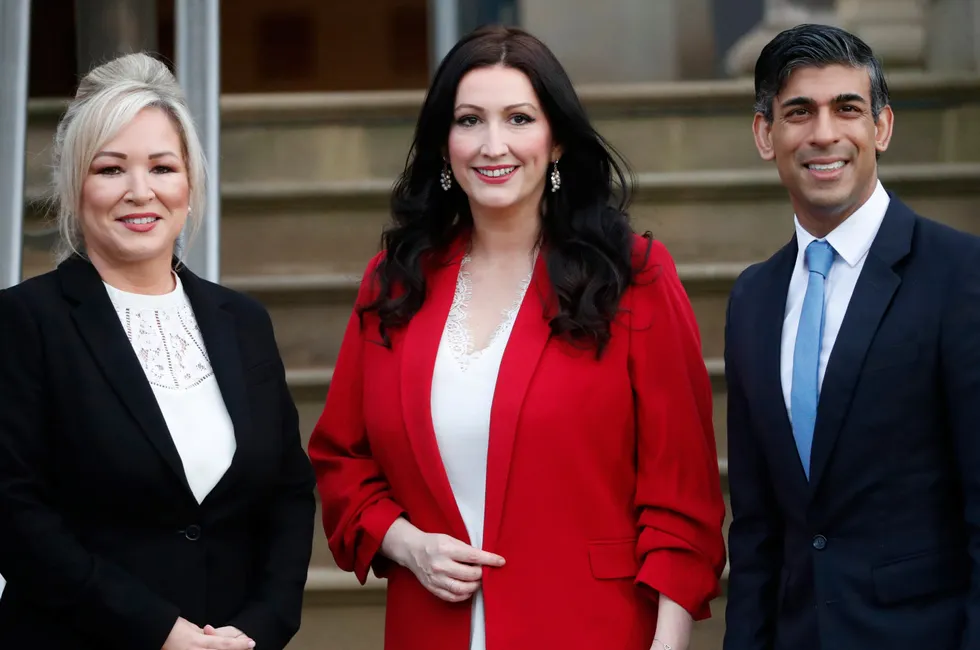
[401,248,469,540]
[808,198,913,490]
[178,268,250,504]
[482,252,551,554]
[755,241,811,494]
[61,257,194,498]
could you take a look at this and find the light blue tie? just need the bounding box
[791,240,835,480]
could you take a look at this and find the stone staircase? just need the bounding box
[20,73,980,650]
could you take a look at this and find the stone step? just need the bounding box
[292,566,730,649]
[24,162,980,282]
[287,359,728,473]
[23,73,980,187]
[293,358,731,573]
[218,264,737,373]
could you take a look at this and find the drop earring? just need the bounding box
[440,161,453,191]
[550,160,561,192]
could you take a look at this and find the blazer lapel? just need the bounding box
[755,241,811,495]
[482,252,551,554]
[61,258,193,497]
[401,248,469,540]
[808,198,913,490]
[178,267,251,503]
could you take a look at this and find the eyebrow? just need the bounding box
[454,102,538,112]
[92,151,180,160]
[780,93,868,108]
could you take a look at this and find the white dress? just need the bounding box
[430,255,532,650]
[103,275,236,504]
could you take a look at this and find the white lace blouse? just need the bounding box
[430,255,532,650]
[103,275,236,504]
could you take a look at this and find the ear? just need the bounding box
[753,113,776,162]
[551,143,563,163]
[873,104,894,154]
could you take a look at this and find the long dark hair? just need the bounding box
[359,25,649,355]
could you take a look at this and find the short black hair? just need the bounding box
[754,23,889,123]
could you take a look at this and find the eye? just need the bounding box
[510,113,535,125]
[839,104,860,113]
[787,108,809,117]
[95,166,122,176]
[455,115,479,127]
[152,164,177,174]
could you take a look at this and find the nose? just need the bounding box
[480,122,508,158]
[125,169,155,204]
[809,108,840,148]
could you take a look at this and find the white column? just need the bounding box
[429,0,460,74]
[0,0,31,293]
[176,0,221,283]
[837,0,928,69]
[926,0,980,72]
[725,0,838,76]
[520,0,686,82]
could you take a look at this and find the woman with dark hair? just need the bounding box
[308,25,726,650]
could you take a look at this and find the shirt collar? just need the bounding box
[793,180,890,268]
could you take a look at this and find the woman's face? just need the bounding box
[79,107,190,269]
[448,65,559,217]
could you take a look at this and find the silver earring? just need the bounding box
[550,160,561,192]
[440,161,453,191]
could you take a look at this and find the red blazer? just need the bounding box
[309,236,726,650]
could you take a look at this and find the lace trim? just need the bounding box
[112,302,214,391]
[444,254,533,371]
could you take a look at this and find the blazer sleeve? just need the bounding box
[722,283,783,650]
[940,243,980,650]
[307,255,407,584]
[228,309,316,650]
[0,288,181,649]
[628,240,727,621]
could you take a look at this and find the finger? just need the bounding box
[430,585,474,603]
[444,577,481,598]
[436,560,482,582]
[203,625,217,635]
[447,544,505,567]
[200,636,255,650]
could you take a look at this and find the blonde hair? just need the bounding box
[51,52,207,263]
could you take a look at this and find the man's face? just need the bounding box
[753,64,894,235]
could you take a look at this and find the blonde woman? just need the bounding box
[0,53,315,650]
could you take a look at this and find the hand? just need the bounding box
[381,518,505,603]
[161,617,255,649]
[203,625,249,639]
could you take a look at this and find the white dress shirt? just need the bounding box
[780,180,891,415]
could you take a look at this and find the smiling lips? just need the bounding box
[804,158,848,180]
[118,213,162,232]
[475,165,519,184]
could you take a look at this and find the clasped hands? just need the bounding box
[162,617,255,649]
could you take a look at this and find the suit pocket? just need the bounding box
[872,548,969,605]
[588,539,638,580]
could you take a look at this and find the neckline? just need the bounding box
[103,272,186,310]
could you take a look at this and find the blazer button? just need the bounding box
[812,534,827,550]
[184,524,202,541]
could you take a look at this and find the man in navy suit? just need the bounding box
[723,23,980,650]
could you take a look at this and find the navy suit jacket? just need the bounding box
[723,195,980,650]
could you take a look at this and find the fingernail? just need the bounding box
[248,642,256,649]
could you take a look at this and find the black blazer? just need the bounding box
[723,196,980,650]
[0,257,316,650]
